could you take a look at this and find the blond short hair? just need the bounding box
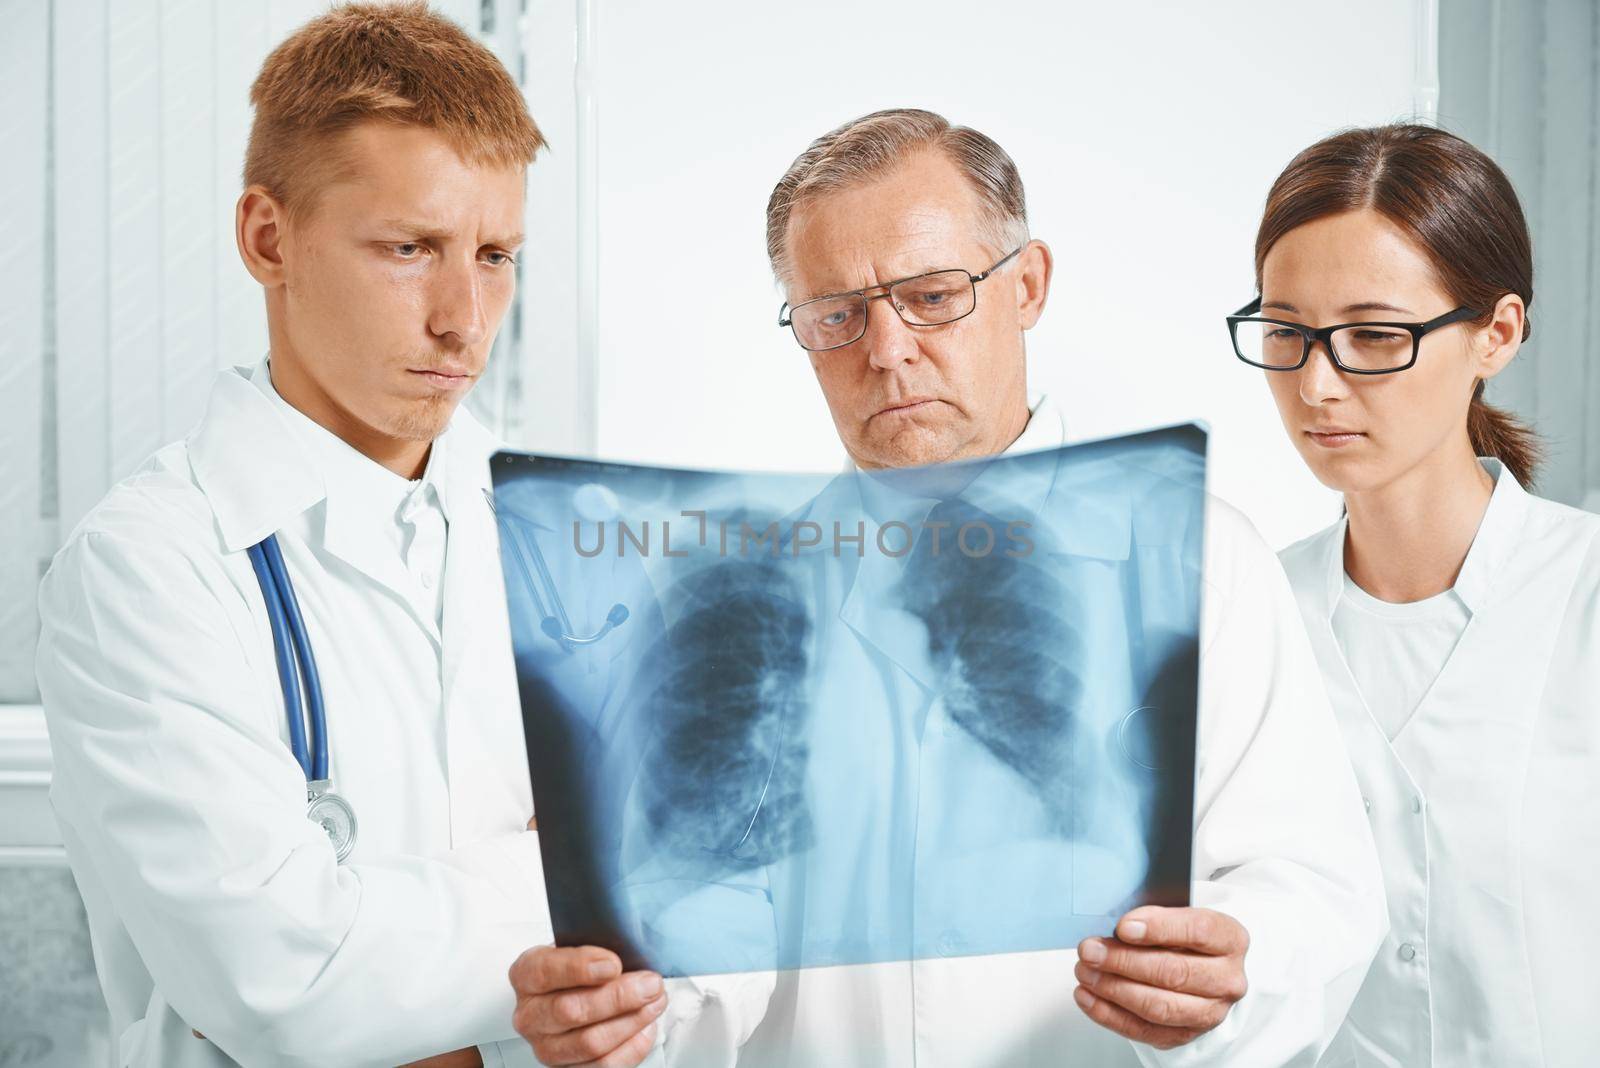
[244,1,544,219]
[765,108,1030,288]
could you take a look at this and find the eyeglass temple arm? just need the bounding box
[1232,296,1263,317]
[970,245,1026,283]
[1423,305,1480,330]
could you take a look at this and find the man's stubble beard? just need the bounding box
[387,393,462,442]
[867,416,968,469]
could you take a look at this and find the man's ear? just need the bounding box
[1016,239,1053,330]
[1474,292,1525,383]
[236,186,291,288]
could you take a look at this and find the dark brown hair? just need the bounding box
[1254,123,1542,486]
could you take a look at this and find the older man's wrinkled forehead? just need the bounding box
[784,150,997,303]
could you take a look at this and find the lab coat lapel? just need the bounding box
[435,413,533,834]
[439,415,504,704]
[1392,468,1577,879]
[192,361,442,644]
[1300,521,1421,765]
[187,365,324,553]
[1322,463,1560,756]
[1392,464,1546,743]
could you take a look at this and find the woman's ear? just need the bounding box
[1016,239,1053,330]
[1474,292,1525,383]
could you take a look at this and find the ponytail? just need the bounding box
[1467,380,1542,487]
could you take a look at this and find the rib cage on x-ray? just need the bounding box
[492,427,1207,977]
[632,495,1166,883]
[897,498,1090,838]
[636,522,816,871]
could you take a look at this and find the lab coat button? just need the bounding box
[1362,796,1372,813]
[1411,796,1422,813]
[420,570,434,589]
[1398,942,1417,962]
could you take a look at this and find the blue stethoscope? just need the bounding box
[247,534,358,862]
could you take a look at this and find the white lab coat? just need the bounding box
[1280,460,1600,1067]
[35,361,551,1068]
[655,398,1388,1068]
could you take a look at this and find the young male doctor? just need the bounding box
[33,5,650,1065]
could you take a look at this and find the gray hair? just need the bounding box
[765,108,1030,290]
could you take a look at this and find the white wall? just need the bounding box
[579,0,1428,550]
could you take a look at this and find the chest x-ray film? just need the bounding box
[490,424,1206,978]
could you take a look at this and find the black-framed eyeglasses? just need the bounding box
[778,246,1024,352]
[1226,297,1480,375]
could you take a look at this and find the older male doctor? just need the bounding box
[513,110,1387,1068]
[30,6,649,1066]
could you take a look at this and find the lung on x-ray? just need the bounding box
[490,424,1205,978]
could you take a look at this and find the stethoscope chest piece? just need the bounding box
[308,780,358,862]
[1118,705,1172,771]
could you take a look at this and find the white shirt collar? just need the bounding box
[1451,457,1531,613]
[253,359,444,522]
[1320,457,1531,617]
[188,355,499,553]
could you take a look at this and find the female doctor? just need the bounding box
[1227,123,1600,1066]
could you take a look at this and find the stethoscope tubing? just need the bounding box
[247,538,311,778]
[248,534,330,782]
[484,487,627,650]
